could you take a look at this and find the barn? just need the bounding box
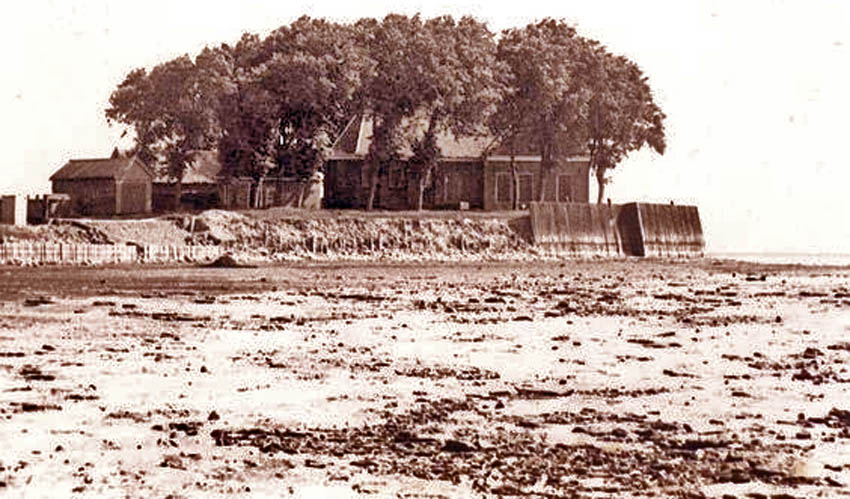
[324,115,590,211]
[50,156,153,216]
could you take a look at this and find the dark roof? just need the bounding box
[328,114,590,162]
[154,151,223,184]
[50,156,152,181]
[329,115,495,161]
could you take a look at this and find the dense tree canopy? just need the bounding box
[491,19,666,204]
[355,14,501,210]
[106,14,666,209]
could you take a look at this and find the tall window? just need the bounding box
[557,175,573,202]
[496,173,511,203]
[388,164,406,189]
[518,174,533,203]
[497,173,534,204]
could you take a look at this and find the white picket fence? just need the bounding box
[0,242,224,265]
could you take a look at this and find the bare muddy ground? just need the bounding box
[0,259,849,497]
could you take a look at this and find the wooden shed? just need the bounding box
[152,151,223,212]
[50,156,153,216]
[0,195,27,226]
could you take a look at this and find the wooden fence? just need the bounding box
[0,243,224,265]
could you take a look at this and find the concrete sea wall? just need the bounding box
[628,203,705,258]
[529,202,704,258]
[528,203,621,256]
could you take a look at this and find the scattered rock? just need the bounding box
[201,254,256,269]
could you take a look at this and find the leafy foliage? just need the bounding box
[106,55,220,182]
[106,14,666,210]
[583,44,666,203]
[355,15,501,209]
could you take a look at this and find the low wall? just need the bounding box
[530,202,704,258]
[529,203,621,256]
[626,203,705,258]
[0,243,224,265]
[140,245,225,263]
[1,204,703,265]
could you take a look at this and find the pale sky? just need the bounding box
[2,0,848,254]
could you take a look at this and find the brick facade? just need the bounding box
[324,115,590,211]
[325,157,590,211]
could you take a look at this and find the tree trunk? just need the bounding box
[252,176,266,209]
[510,140,519,210]
[595,166,607,204]
[416,165,432,211]
[366,163,379,211]
[416,114,440,211]
[173,178,182,212]
[537,142,550,203]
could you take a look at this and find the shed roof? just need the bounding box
[50,156,153,181]
[154,151,223,184]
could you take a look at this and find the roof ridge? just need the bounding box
[68,157,129,162]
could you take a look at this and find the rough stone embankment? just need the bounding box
[0,205,705,265]
[0,209,540,265]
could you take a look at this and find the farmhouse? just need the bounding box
[324,115,590,210]
[50,155,153,216]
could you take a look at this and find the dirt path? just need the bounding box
[0,260,849,497]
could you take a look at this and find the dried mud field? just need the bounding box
[1,259,850,498]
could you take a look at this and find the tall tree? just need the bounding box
[356,14,500,211]
[260,17,365,181]
[355,14,426,211]
[204,34,281,208]
[106,55,220,209]
[407,16,501,211]
[583,43,666,203]
[495,20,590,204]
[488,62,533,210]
[210,20,365,207]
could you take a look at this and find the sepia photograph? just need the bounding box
[1,0,849,497]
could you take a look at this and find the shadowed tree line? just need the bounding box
[105,15,665,210]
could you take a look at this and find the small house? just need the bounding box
[50,156,153,216]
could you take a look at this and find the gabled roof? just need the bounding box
[50,156,153,181]
[329,115,496,161]
[328,114,589,163]
[155,151,223,184]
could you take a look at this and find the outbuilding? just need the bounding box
[50,156,153,216]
